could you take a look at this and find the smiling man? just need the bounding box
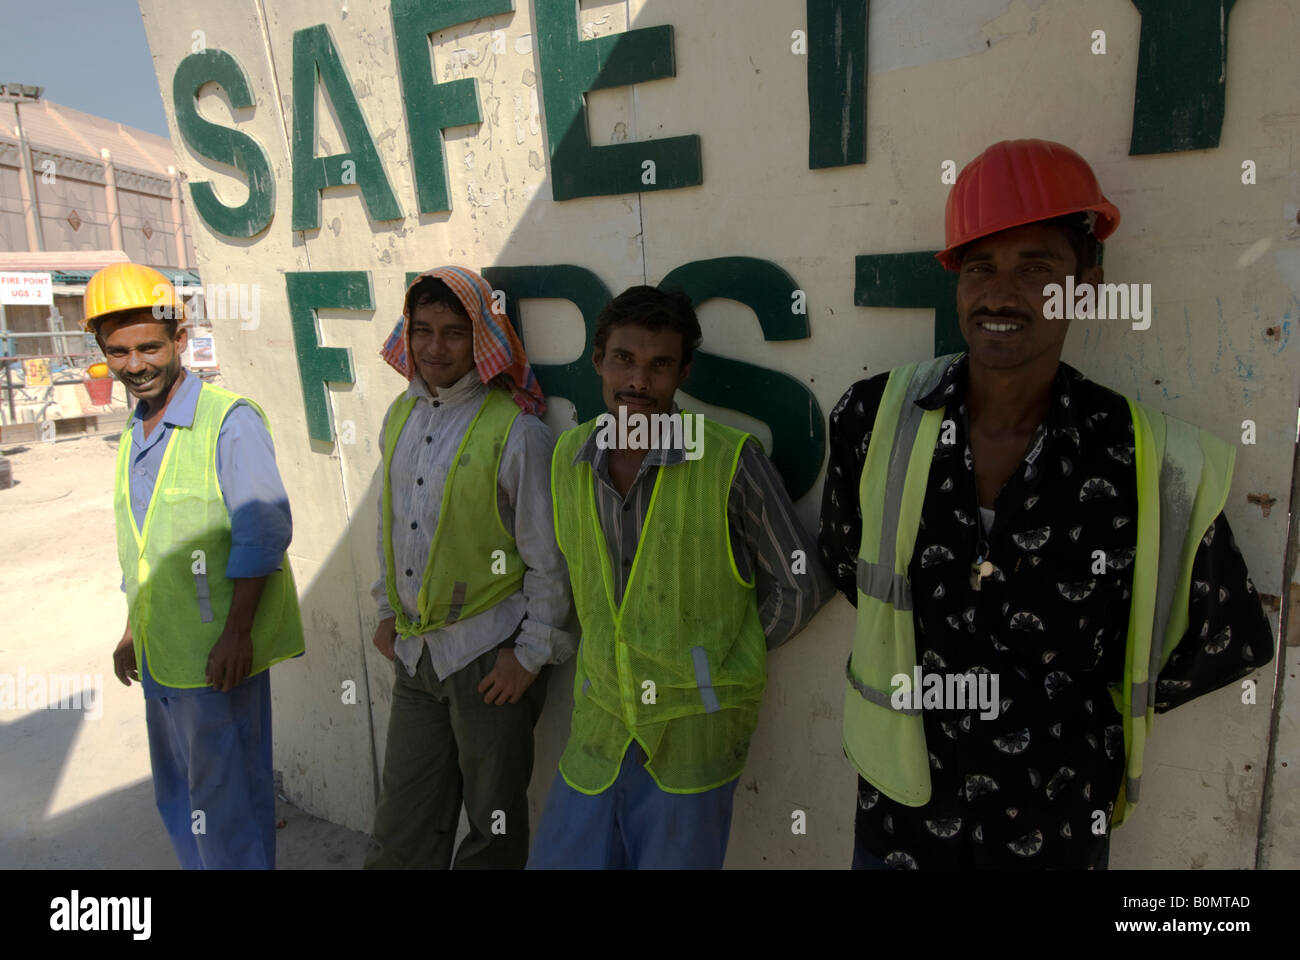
[820,139,1274,869]
[528,285,830,869]
[91,262,303,869]
[364,266,574,869]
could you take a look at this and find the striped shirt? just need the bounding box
[570,411,831,648]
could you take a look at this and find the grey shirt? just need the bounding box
[372,370,576,680]
[571,411,831,649]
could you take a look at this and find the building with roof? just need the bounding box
[0,85,202,430]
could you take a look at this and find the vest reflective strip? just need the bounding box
[845,655,921,716]
[1127,776,1141,803]
[690,646,721,714]
[446,580,468,625]
[873,372,937,579]
[856,557,912,610]
[848,356,950,715]
[194,572,213,623]
[582,677,591,696]
[1130,680,1148,718]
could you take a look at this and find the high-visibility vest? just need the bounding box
[113,383,304,688]
[551,415,767,794]
[381,387,524,638]
[842,355,1234,826]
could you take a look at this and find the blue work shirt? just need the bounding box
[119,369,294,699]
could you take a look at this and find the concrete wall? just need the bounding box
[136,0,1300,867]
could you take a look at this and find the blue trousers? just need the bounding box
[144,670,276,869]
[527,743,739,869]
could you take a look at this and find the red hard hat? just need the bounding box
[937,139,1120,271]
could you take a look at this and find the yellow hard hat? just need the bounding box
[82,262,185,332]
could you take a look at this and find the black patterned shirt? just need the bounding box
[819,355,1274,869]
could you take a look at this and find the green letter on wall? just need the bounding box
[292,24,403,230]
[480,264,612,421]
[285,271,372,443]
[807,0,868,169]
[1129,0,1236,155]
[391,0,514,214]
[534,0,701,200]
[172,50,275,238]
[855,252,961,357]
[659,258,825,501]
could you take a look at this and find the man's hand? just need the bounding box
[477,648,538,705]
[113,621,138,686]
[206,625,253,692]
[206,575,267,692]
[372,616,397,661]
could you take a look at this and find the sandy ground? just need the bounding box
[0,432,373,869]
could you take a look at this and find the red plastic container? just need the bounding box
[84,377,114,405]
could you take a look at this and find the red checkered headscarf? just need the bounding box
[380,266,546,416]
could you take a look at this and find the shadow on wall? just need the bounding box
[264,0,847,848]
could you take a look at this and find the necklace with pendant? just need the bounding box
[970,464,994,592]
[971,544,993,591]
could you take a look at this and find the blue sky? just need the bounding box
[0,1,169,136]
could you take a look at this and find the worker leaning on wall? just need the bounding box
[364,266,576,869]
[528,285,833,869]
[821,139,1276,870]
[89,262,303,870]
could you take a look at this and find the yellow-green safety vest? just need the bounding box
[552,414,767,794]
[842,355,1233,827]
[382,387,524,639]
[113,383,304,688]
